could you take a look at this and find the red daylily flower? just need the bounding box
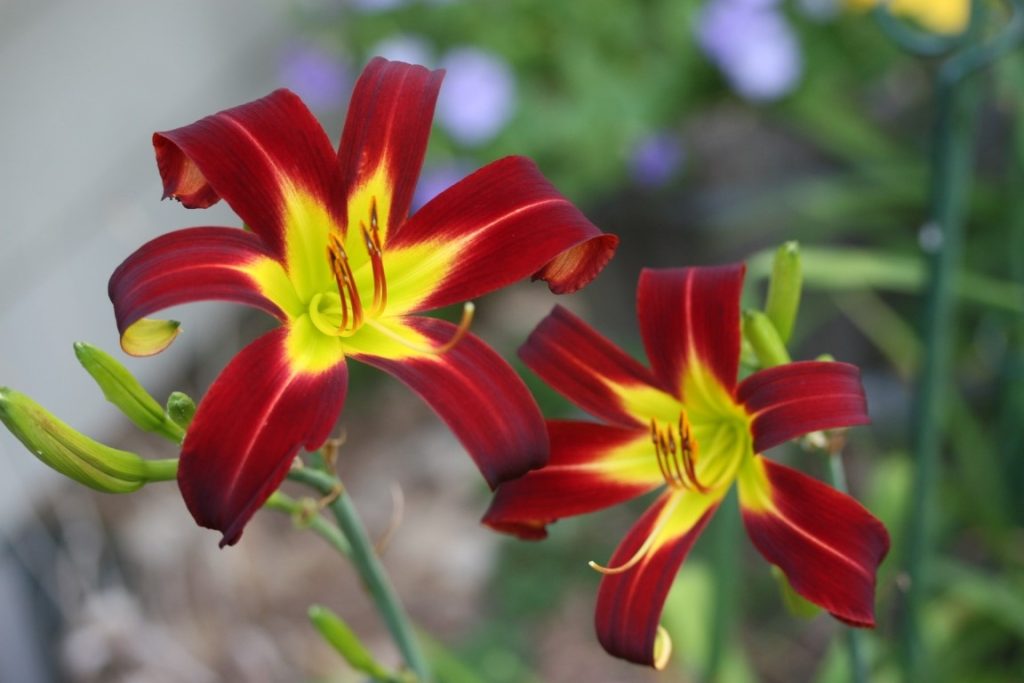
[484,264,889,669]
[109,58,617,546]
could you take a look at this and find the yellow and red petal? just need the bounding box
[738,361,869,452]
[178,326,348,547]
[518,306,679,428]
[737,455,889,626]
[482,420,661,540]
[346,315,547,488]
[637,265,745,398]
[153,89,340,259]
[337,58,443,250]
[383,156,618,314]
[109,227,298,356]
[595,489,723,668]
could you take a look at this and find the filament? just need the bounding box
[327,233,364,335]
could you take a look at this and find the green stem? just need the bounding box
[264,491,352,557]
[140,458,179,482]
[901,17,996,680]
[288,467,431,682]
[828,454,869,683]
[705,490,739,683]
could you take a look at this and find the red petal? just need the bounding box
[595,491,719,668]
[483,421,660,540]
[739,456,890,626]
[388,156,617,308]
[738,361,869,452]
[179,327,347,546]
[337,58,443,242]
[637,265,745,397]
[108,227,286,351]
[348,316,547,488]
[154,89,339,258]
[518,306,668,427]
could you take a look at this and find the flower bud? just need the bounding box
[74,342,184,443]
[308,604,396,681]
[771,565,820,618]
[166,391,196,431]
[0,387,149,493]
[742,309,792,369]
[765,240,802,344]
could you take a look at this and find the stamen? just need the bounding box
[365,302,475,355]
[361,219,388,316]
[588,494,682,575]
[327,233,364,335]
[652,411,708,491]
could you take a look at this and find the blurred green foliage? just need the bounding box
[287,1,1023,680]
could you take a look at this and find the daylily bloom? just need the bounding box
[484,264,889,669]
[846,0,969,35]
[109,58,617,546]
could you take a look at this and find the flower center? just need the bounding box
[650,412,708,493]
[324,198,387,337]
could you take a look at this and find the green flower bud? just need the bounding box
[771,565,821,619]
[742,310,792,369]
[74,342,184,443]
[765,241,802,344]
[166,391,196,431]
[0,387,172,493]
[309,604,396,681]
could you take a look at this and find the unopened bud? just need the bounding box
[308,604,396,680]
[74,342,184,443]
[765,241,802,344]
[0,387,161,493]
[742,310,792,369]
[166,391,196,431]
[771,565,820,618]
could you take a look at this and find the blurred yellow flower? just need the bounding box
[847,0,969,35]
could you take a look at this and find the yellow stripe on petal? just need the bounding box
[282,190,342,303]
[120,318,181,357]
[242,256,305,319]
[611,383,684,424]
[380,240,465,315]
[285,314,346,375]
[339,317,436,361]
[585,432,663,486]
[736,454,776,514]
[346,162,393,261]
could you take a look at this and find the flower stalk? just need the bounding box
[288,466,431,682]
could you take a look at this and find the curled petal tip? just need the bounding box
[653,626,672,671]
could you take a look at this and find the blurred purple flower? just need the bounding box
[370,35,434,68]
[436,48,516,146]
[278,43,350,111]
[351,0,409,12]
[412,162,471,211]
[629,133,685,188]
[697,0,803,102]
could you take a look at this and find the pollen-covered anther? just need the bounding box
[360,210,387,316]
[326,232,363,335]
[651,412,708,493]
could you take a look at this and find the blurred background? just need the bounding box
[1,0,1022,681]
